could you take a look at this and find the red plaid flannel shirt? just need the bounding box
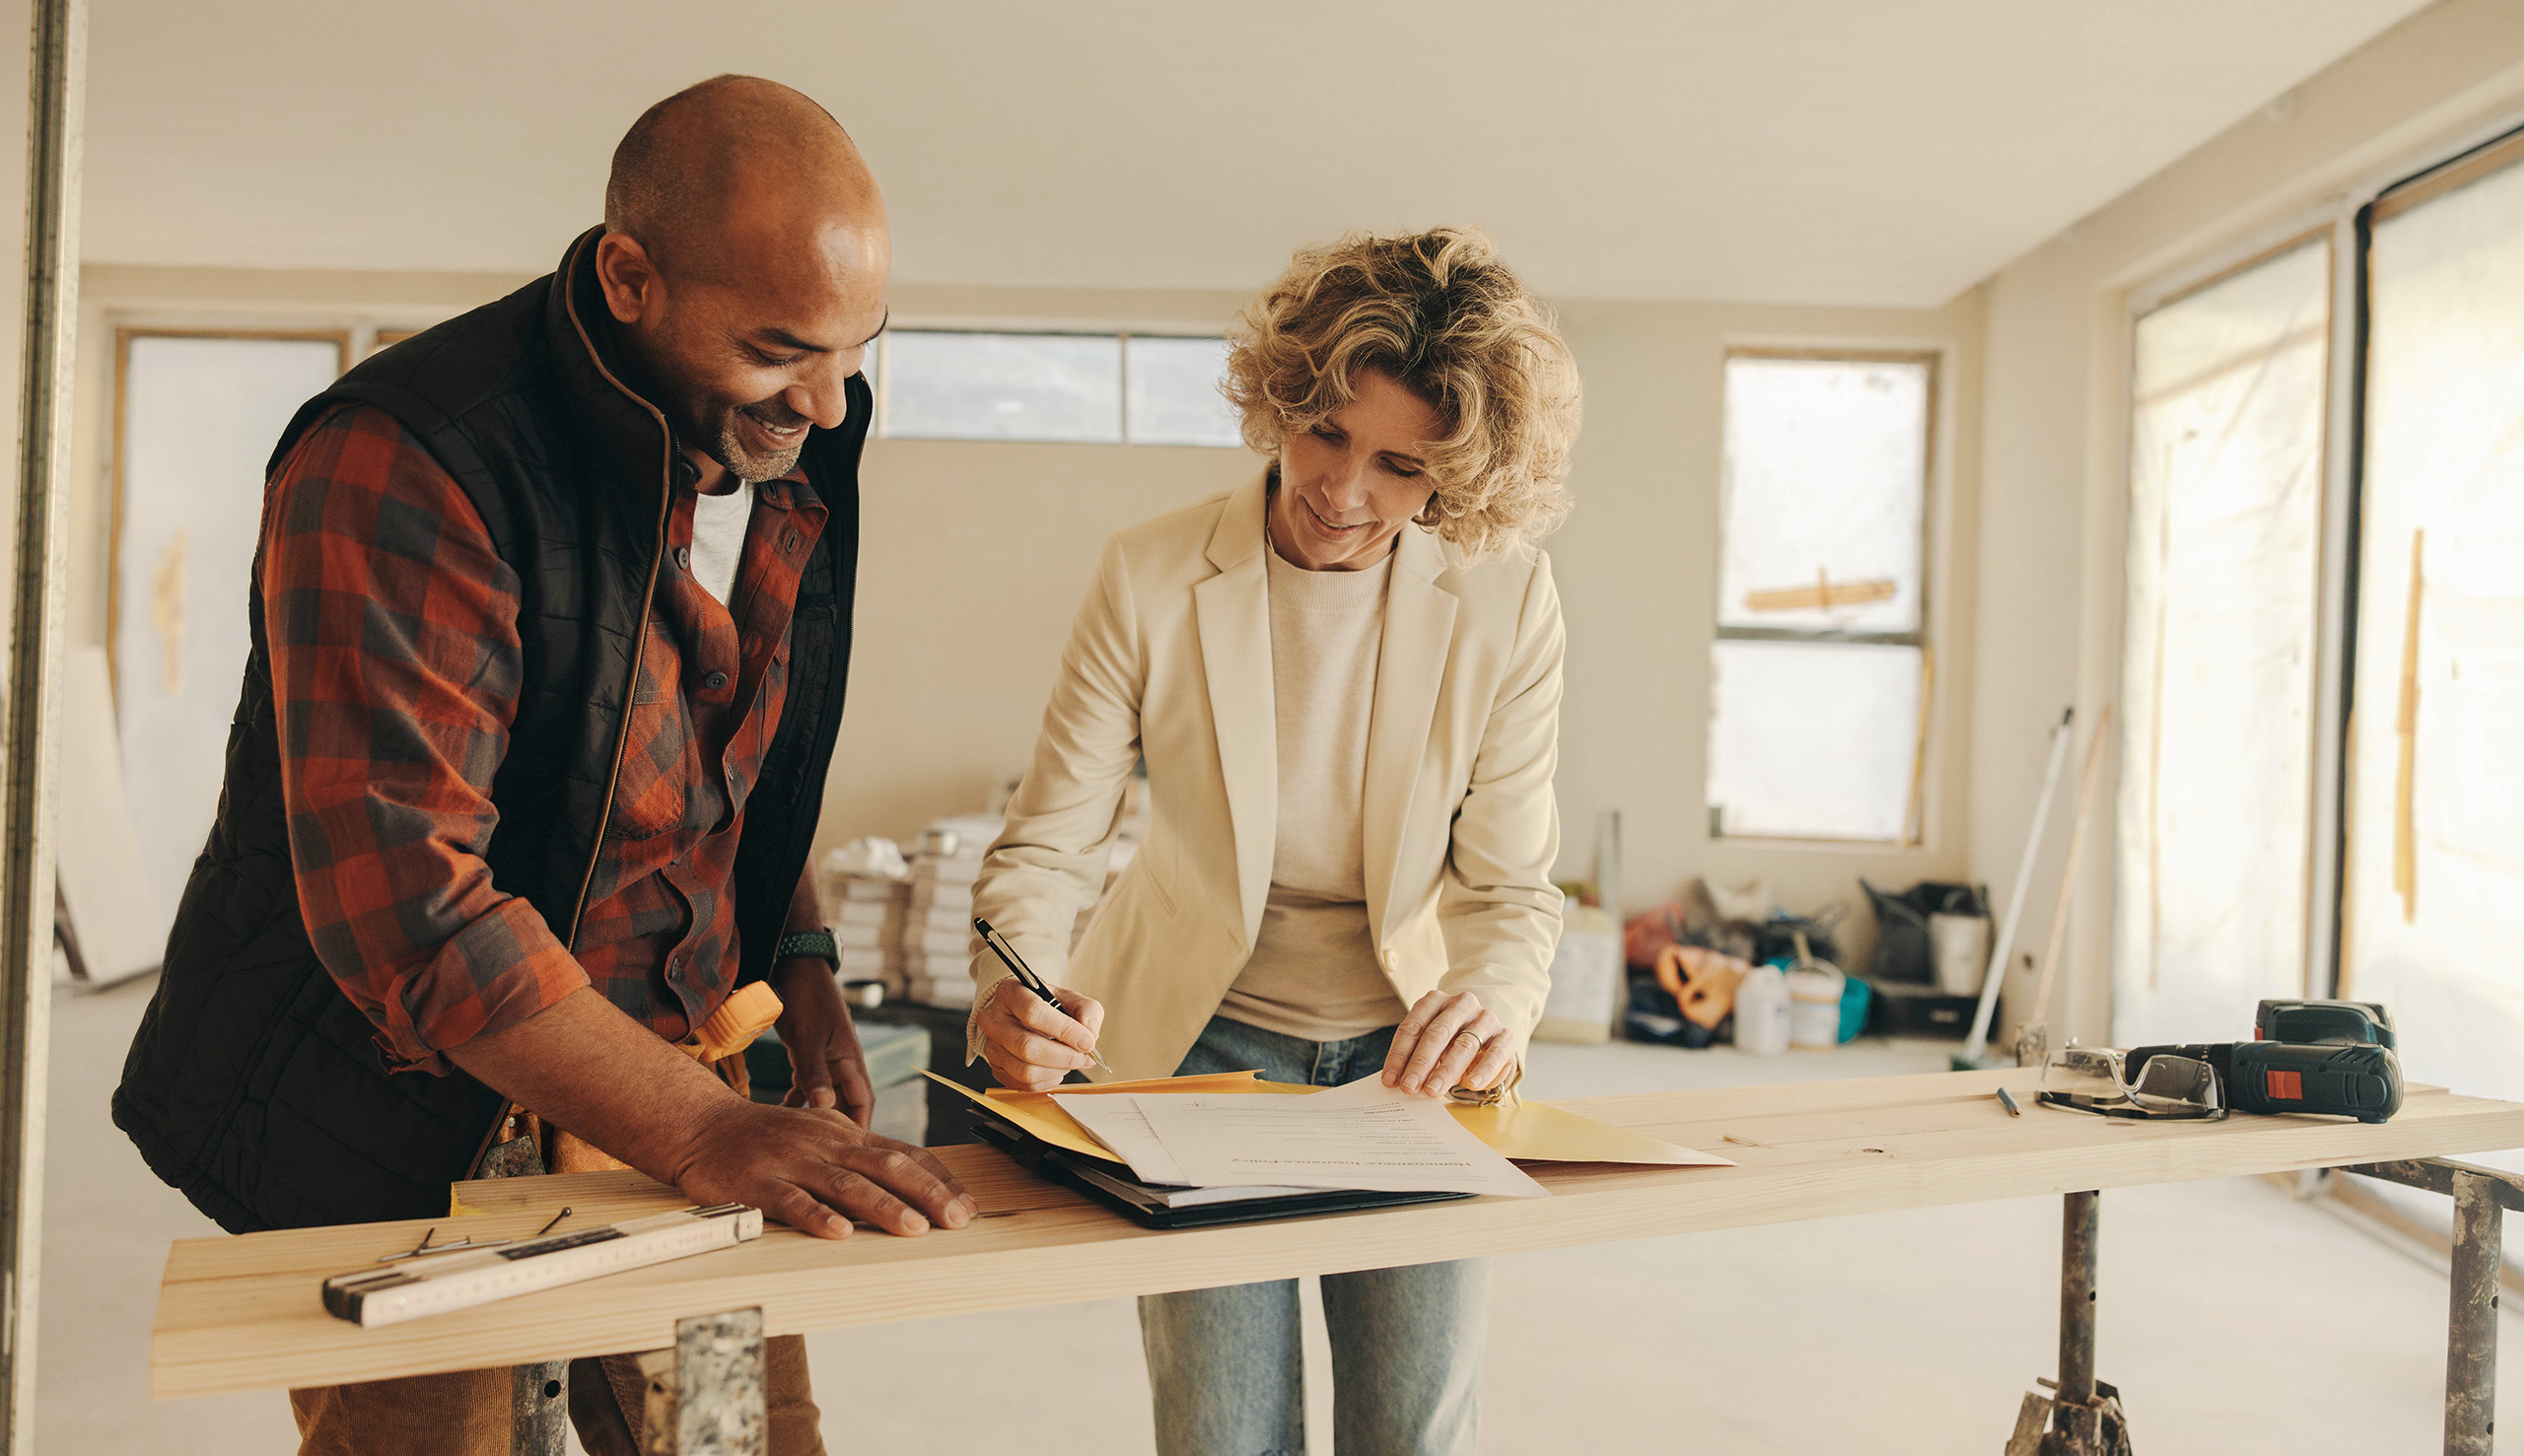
[264,404,827,1072]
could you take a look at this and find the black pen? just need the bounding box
[973,917,1113,1074]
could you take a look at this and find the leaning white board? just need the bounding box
[54,646,165,986]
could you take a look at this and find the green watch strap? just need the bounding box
[775,929,840,970]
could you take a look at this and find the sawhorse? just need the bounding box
[2007,1158,2524,1455]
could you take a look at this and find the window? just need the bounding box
[2338,135,2524,1108]
[1126,335,1242,447]
[874,329,1241,447]
[2109,121,2524,1117]
[111,330,348,921]
[1705,351,1934,843]
[878,331,1122,444]
[2112,238,2331,1046]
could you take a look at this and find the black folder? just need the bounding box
[966,1108,1467,1229]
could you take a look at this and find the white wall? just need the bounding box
[843,288,1990,978]
[83,0,2524,1043]
[69,5,2523,1056]
[1970,0,2524,1048]
[830,284,1255,840]
[1543,294,1984,968]
[63,270,1982,975]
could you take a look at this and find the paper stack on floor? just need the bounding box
[898,812,1002,1006]
[829,875,908,992]
[1055,1077,1550,1200]
[815,838,912,994]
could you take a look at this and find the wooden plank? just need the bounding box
[151,1070,2524,1399]
[2393,527,2424,921]
[1742,575,1898,613]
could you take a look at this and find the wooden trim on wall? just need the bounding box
[2370,125,2524,226]
[1720,344,1944,368]
[2134,226,2332,320]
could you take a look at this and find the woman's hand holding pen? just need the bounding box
[1381,990,1515,1096]
[977,978,1107,1092]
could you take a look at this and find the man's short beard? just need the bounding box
[706,400,811,483]
[621,309,809,483]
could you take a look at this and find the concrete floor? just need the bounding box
[35,973,2522,1453]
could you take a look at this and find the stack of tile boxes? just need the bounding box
[898,812,1005,1006]
[862,789,1152,1008]
[826,873,908,995]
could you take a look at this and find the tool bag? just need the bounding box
[1861,880,1987,983]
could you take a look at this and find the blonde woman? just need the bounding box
[968,227,1578,1456]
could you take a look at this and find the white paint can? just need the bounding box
[1930,912,1991,996]
[1787,965,1847,1049]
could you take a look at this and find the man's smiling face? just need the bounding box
[604,212,890,484]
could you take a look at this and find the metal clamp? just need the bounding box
[2004,1191,2135,1456]
[640,1307,768,1456]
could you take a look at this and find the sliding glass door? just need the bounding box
[2113,240,2330,1045]
[2341,144,2524,1106]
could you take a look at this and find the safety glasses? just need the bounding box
[2038,1043,2226,1121]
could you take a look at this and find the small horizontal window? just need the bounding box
[1126,334,1241,447]
[874,329,1241,448]
[878,331,1122,444]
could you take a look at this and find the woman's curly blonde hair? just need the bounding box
[1224,227,1581,562]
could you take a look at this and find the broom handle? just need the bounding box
[2026,705,2113,1027]
[1962,708,2075,1063]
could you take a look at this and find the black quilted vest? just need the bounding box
[111,227,867,1233]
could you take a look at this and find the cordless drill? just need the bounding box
[2127,1000,2403,1124]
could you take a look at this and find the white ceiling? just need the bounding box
[84,0,2433,307]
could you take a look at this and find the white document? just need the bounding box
[1131,1078,1550,1199]
[1052,1093,1190,1184]
[1051,1093,1316,1200]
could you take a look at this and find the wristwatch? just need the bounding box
[774,929,841,972]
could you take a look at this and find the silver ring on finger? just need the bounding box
[1453,1030,1482,1049]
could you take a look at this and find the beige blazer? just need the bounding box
[968,471,1565,1080]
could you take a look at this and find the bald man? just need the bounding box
[114,77,958,1455]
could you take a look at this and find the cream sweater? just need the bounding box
[1217,543,1410,1042]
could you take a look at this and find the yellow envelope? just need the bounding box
[1448,1097,1732,1167]
[922,1070,1308,1164]
[922,1071,1730,1168]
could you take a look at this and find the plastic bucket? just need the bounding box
[1787,966,1846,1049]
[1733,965,1790,1056]
[1929,913,1991,996]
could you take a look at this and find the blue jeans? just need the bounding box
[1138,1015,1489,1456]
